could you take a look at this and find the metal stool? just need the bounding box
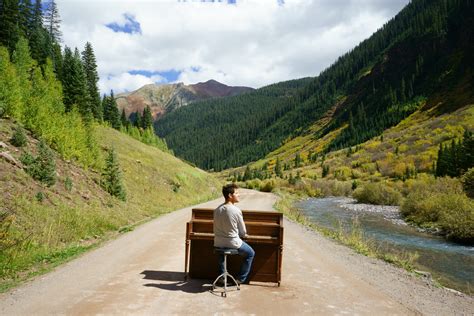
[212,248,240,297]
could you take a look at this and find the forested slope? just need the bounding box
[156,0,473,171]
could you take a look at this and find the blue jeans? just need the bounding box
[218,241,255,282]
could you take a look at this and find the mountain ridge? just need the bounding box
[155,0,474,171]
[116,79,254,120]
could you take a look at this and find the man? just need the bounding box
[214,184,255,284]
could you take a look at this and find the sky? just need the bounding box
[56,0,410,94]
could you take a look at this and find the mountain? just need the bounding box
[155,0,474,171]
[115,80,254,120]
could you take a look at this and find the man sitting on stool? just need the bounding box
[214,184,255,285]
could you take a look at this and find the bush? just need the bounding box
[461,168,474,198]
[401,176,474,243]
[65,177,73,192]
[21,140,56,187]
[308,179,352,197]
[438,194,474,243]
[35,191,44,202]
[101,148,126,201]
[10,126,27,147]
[260,179,275,192]
[353,182,402,205]
[245,179,262,190]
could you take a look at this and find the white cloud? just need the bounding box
[57,0,409,94]
[99,73,166,95]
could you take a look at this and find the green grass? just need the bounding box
[0,121,221,292]
[273,189,418,271]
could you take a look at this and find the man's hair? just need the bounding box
[222,183,238,200]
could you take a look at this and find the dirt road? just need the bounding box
[0,190,472,315]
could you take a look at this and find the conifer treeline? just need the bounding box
[0,0,169,156]
[156,0,473,171]
[436,131,474,178]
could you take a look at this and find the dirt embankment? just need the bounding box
[0,189,472,315]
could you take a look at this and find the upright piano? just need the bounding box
[185,208,283,285]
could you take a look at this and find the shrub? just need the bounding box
[101,148,126,201]
[245,179,262,190]
[10,126,27,147]
[35,191,44,202]
[401,176,474,243]
[65,176,73,192]
[309,179,352,197]
[260,179,275,192]
[21,140,56,187]
[353,182,402,206]
[333,166,351,181]
[461,168,474,198]
[437,194,474,243]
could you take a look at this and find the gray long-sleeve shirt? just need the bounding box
[213,203,247,249]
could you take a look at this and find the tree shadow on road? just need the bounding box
[141,270,211,293]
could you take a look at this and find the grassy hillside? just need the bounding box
[221,104,473,243]
[0,120,220,292]
[245,104,473,181]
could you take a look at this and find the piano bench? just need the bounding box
[212,248,240,297]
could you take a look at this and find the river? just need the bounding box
[296,197,474,294]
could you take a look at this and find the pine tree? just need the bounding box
[322,164,329,178]
[243,165,251,181]
[274,157,282,178]
[447,139,459,177]
[35,139,56,186]
[142,105,153,129]
[435,143,446,177]
[10,126,27,147]
[134,111,142,128]
[19,0,34,39]
[460,130,474,173]
[0,0,20,53]
[101,147,126,201]
[103,90,120,130]
[61,46,89,116]
[29,0,48,64]
[43,0,61,43]
[51,41,62,77]
[121,109,129,128]
[294,152,301,168]
[23,139,56,186]
[101,94,108,121]
[81,42,102,120]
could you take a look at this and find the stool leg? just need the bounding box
[211,253,240,297]
[224,254,227,292]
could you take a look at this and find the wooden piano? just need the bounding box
[185,208,283,285]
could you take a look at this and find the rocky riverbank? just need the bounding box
[336,197,408,226]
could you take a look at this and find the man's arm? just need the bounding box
[236,210,247,238]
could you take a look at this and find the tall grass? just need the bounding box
[274,189,418,270]
[0,123,221,292]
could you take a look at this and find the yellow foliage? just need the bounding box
[334,166,351,181]
[398,144,409,153]
[365,140,381,151]
[393,162,407,178]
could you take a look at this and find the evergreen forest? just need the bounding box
[155,0,474,172]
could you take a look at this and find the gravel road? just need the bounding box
[0,189,472,315]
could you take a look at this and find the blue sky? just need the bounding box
[58,0,409,94]
[106,14,142,35]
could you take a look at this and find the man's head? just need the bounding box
[222,183,240,204]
